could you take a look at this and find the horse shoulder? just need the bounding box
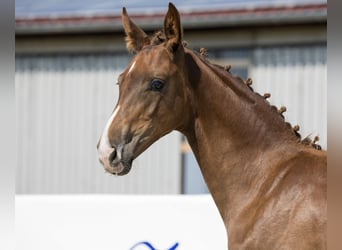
[229,147,327,250]
[260,148,327,249]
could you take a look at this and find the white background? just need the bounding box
[16,195,227,250]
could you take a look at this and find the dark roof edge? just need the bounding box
[16,3,327,35]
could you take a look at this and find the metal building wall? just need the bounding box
[15,54,182,194]
[250,45,327,149]
[15,45,327,194]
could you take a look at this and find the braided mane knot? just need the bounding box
[200,48,208,57]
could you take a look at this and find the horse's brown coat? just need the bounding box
[97,3,327,249]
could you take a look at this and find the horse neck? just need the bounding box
[182,49,300,222]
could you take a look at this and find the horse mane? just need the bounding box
[146,31,322,150]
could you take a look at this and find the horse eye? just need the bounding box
[150,79,164,91]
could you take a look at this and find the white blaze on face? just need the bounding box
[98,105,121,158]
[128,61,136,74]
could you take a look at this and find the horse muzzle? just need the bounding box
[98,143,133,176]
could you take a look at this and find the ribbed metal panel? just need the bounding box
[16,45,326,194]
[15,54,182,194]
[250,45,327,149]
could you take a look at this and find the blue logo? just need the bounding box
[130,241,179,250]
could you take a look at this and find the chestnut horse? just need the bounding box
[97,3,327,249]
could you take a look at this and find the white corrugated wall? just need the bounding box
[15,54,182,194]
[250,45,327,149]
[16,45,327,194]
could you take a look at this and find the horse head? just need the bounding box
[97,3,191,175]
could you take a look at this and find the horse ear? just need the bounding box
[122,7,150,53]
[164,3,182,52]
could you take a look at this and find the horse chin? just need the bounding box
[99,134,154,176]
[105,160,132,176]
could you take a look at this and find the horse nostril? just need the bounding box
[109,149,117,164]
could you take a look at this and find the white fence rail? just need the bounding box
[15,195,227,250]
